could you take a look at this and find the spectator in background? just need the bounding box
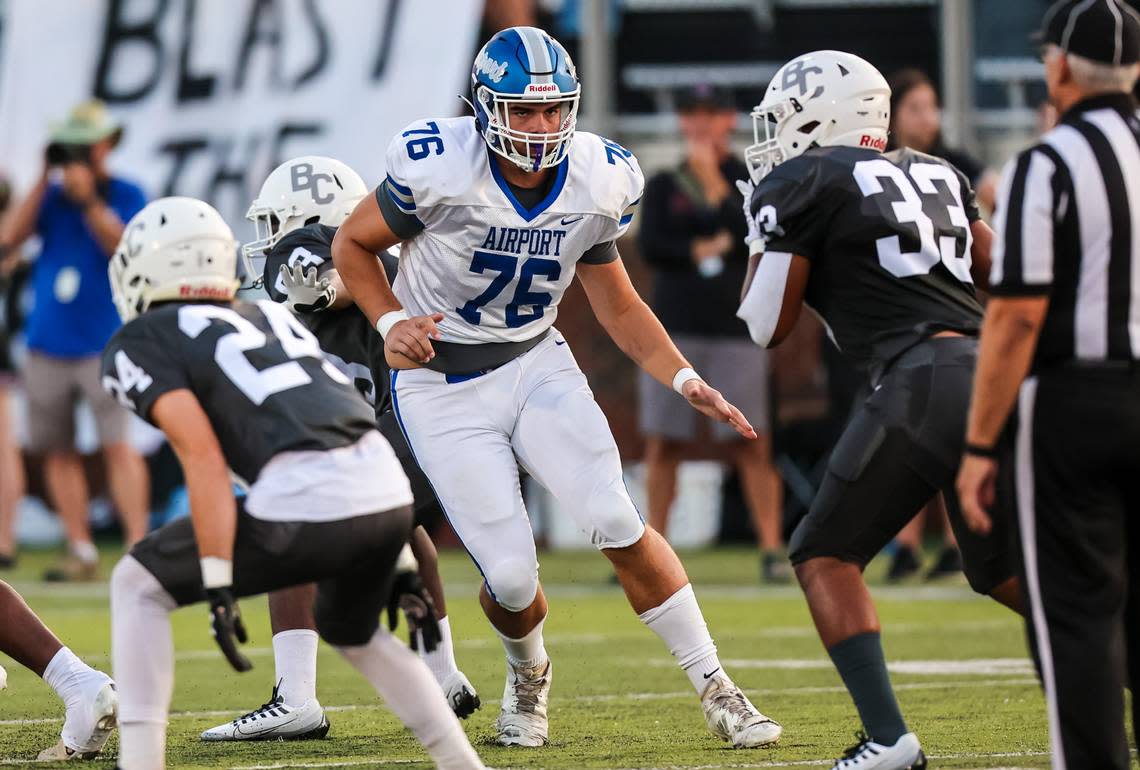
[637,85,787,582]
[888,68,999,213]
[0,101,149,581]
[0,173,22,568]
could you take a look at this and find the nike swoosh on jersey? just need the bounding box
[555,339,567,346]
[560,215,584,225]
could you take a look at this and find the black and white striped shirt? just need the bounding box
[991,92,1140,369]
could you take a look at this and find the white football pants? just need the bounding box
[391,331,645,611]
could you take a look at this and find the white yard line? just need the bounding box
[715,658,1036,677]
[0,678,1039,728]
[226,751,1053,770]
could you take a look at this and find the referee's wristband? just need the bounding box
[964,442,1000,459]
[376,309,410,339]
[672,367,702,395]
[200,557,233,590]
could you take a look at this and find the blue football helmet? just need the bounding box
[471,27,580,172]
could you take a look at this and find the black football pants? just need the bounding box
[1011,366,1140,769]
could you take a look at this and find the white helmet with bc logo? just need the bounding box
[746,50,890,182]
[243,155,367,259]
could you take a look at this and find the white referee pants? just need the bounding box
[391,332,645,611]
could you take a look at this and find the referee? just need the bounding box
[956,1,1140,767]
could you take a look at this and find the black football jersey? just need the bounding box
[101,300,376,485]
[263,224,397,414]
[750,146,984,374]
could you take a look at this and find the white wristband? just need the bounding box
[376,309,410,338]
[200,557,233,589]
[672,367,701,395]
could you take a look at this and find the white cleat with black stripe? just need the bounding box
[200,683,330,742]
[831,732,926,769]
[441,670,482,719]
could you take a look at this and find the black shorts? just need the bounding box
[130,503,413,646]
[378,409,444,529]
[788,336,1015,595]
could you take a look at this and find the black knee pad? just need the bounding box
[313,506,413,648]
[315,606,381,648]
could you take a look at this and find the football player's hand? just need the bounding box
[206,587,253,672]
[680,379,758,440]
[386,569,442,653]
[956,454,997,536]
[385,313,444,366]
[735,179,763,251]
[279,264,336,313]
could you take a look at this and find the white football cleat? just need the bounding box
[200,684,330,742]
[441,670,481,719]
[37,676,117,760]
[495,659,551,747]
[0,662,7,690]
[700,675,782,748]
[832,732,926,769]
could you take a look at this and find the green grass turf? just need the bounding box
[0,544,1063,769]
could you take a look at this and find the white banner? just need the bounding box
[0,0,484,229]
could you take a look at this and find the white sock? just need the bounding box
[70,540,98,564]
[110,556,176,765]
[638,584,724,695]
[272,629,318,706]
[495,617,548,670]
[421,616,460,684]
[337,630,484,769]
[42,646,97,709]
[118,721,166,770]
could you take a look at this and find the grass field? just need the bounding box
[0,544,1058,769]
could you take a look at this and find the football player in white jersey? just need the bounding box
[333,26,783,749]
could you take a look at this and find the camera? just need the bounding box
[45,142,92,166]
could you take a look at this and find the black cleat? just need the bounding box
[924,546,963,581]
[886,546,921,582]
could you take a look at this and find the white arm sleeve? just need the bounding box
[736,250,794,348]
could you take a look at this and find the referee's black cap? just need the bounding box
[1039,0,1140,65]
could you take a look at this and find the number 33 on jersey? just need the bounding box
[380,117,643,345]
[746,145,984,372]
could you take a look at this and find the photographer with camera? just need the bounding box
[0,100,149,581]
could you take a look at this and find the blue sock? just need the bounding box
[827,631,908,745]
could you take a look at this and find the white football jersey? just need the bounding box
[384,117,643,344]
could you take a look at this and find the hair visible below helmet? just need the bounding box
[471,26,580,172]
[243,156,368,260]
[746,50,891,182]
[110,197,239,322]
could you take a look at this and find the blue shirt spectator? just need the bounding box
[26,178,146,357]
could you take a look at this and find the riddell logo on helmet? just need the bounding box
[860,135,887,151]
[180,285,231,299]
[525,83,560,94]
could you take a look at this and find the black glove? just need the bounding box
[206,587,252,672]
[386,569,442,653]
